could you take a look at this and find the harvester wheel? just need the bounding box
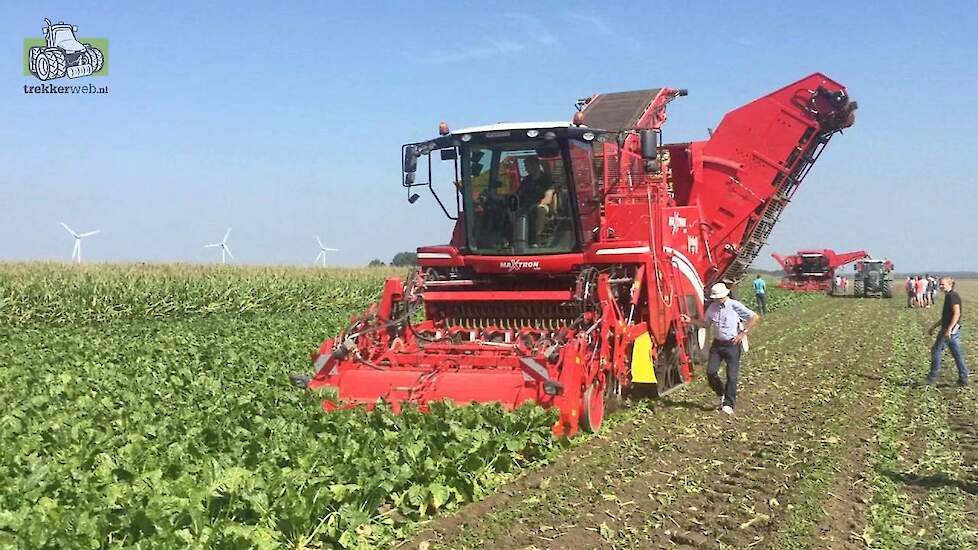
[686,326,709,365]
[653,336,684,397]
[853,279,864,298]
[44,49,67,80]
[84,46,104,73]
[881,280,892,299]
[604,374,627,413]
[581,381,606,433]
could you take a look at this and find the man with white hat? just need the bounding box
[681,282,760,415]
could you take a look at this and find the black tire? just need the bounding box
[682,295,708,365]
[853,279,864,298]
[604,374,624,414]
[881,280,892,299]
[653,332,685,397]
[84,46,104,73]
[43,49,67,80]
[686,325,709,365]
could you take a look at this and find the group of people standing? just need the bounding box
[906,274,938,308]
[832,275,849,294]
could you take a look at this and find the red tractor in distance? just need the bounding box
[771,249,869,292]
[296,74,857,436]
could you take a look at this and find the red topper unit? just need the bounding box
[771,249,869,291]
[297,74,857,436]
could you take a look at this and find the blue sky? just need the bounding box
[2,1,976,271]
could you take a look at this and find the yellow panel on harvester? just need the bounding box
[630,332,656,384]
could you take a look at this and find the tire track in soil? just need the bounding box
[807,298,897,550]
[409,298,882,549]
[804,418,875,550]
[944,397,978,490]
[941,316,978,536]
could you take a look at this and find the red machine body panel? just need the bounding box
[304,74,857,436]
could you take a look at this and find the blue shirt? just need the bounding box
[705,299,757,341]
[753,278,766,294]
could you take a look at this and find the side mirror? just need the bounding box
[640,130,659,173]
[440,149,457,161]
[404,172,415,186]
[403,145,418,173]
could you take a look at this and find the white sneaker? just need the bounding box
[721,405,734,416]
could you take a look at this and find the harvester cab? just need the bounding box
[28,19,105,81]
[301,74,857,436]
[404,123,606,256]
[852,259,894,298]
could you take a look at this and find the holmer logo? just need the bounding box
[23,18,108,94]
[499,259,541,272]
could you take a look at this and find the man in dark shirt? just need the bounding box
[518,156,555,245]
[926,276,969,385]
[519,157,554,206]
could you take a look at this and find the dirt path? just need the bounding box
[407,296,895,549]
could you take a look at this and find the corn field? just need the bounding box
[0,263,400,325]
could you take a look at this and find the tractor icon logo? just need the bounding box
[28,19,105,81]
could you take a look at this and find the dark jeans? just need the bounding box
[707,340,741,408]
[755,293,767,314]
[929,329,969,382]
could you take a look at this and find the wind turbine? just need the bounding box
[204,228,234,264]
[60,222,100,263]
[315,236,338,267]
